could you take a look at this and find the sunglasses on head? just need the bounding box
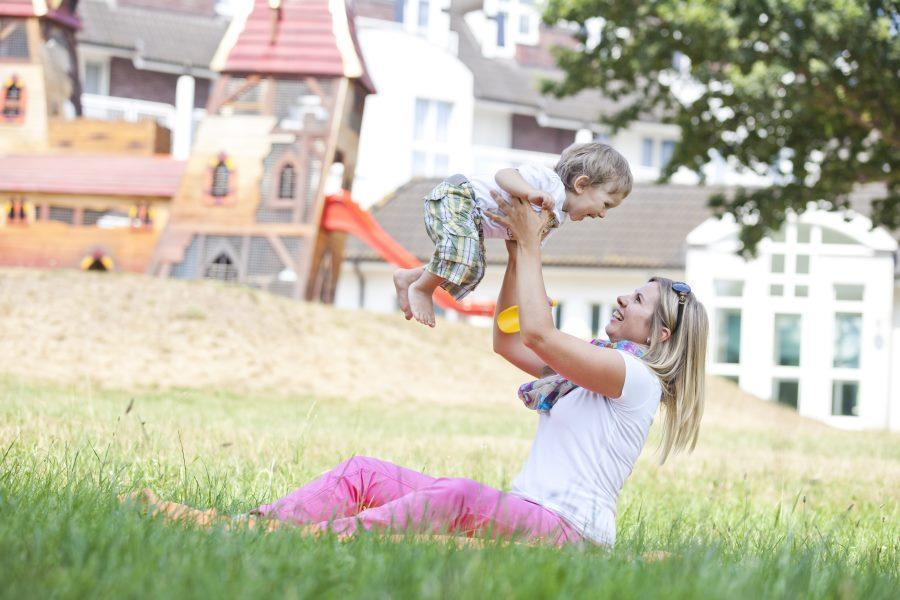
[671,282,691,334]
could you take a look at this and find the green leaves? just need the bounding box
[544,0,899,253]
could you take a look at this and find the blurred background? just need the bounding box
[0,0,897,434]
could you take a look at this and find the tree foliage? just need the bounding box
[543,0,899,253]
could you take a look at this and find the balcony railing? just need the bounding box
[80,94,206,157]
[470,144,559,178]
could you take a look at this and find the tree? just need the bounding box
[543,0,899,254]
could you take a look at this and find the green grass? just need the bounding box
[1,376,898,599]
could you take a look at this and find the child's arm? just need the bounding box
[495,168,554,210]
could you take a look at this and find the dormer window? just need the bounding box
[2,76,25,123]
[205,152,237,205]
[278,164,296,199]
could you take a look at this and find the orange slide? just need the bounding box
[321,190,496,317]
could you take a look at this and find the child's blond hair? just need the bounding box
[554,142,633,196]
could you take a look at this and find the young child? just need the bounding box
[394,142,633,327]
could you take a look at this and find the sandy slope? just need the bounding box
[0,268,820,429]
[0,269,528,405]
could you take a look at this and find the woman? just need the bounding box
[137,193,708,547]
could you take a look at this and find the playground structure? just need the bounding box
[0,0,494,317]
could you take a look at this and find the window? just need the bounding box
[2,75,25,122]
[795,285,808,297]
[771,225,787,242]
[0,19,29,58]
[434,101,451,143]
[411,98,452,177]
[769,284,783,296]
[831,381,859,416]
[590,303,602,338]
[554,302,564,329]
[413,99,429,141]
[660,140,676,167]
[496,12,507,47]
[773,379,799,409]
[393,0,405,23]
[773,314,801,366]
[797,223,812,243]
[82,251,112,272]
[834,284,864,301]
[48,206,75,224]
[205,252,239,281]
[833,313,862,368]
[411,151,427,176]
[83,60,107,95]
[4,197,30,225]
[278,164,296,199]
[206,153,236,205]
[714,280,744,297]
[211,162,230,197]
[715,309,741,364]
[641,138,654,167]
[795,255,809,274]
[771,254,785,273]
[822,227,856,244]
[433,154,449,175]
[417,0,429,28]
[130,203,153,229]
[518,14,531,35]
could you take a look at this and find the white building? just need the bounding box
[348,0,756,206]
[687,192,898,431]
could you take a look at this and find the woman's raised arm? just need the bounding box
[486,193,626,398]
[492,240,552,378]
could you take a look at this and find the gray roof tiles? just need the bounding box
[77,0,229,69]
[344,178,720,268]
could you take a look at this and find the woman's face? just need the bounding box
[605,282,661,344]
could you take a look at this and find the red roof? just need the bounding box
[0,0,35,18]
[223,0,374,93]
[0,154,185,198]
[0,0,81,28]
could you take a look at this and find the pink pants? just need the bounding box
[253,456,583,545]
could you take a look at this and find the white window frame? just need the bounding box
[79,52,110,96]
[411,97,453,177]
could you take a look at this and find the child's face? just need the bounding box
[566,180,626,222]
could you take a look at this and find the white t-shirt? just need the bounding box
[467,164,568,240]
[510,350,662,546]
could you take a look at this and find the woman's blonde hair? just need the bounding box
[642,277,709,463]
[554,142,633,196]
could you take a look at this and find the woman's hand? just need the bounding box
[484,191,550,249]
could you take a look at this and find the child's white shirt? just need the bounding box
[467,164,568,240]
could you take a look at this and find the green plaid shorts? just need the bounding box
[423,175,486,300]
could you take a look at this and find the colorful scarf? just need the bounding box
[518,339,647,414]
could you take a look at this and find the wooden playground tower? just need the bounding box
[150,0,375,302]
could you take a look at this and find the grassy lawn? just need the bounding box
[1,376,897,599]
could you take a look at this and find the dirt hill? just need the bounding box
[0,268,819,431]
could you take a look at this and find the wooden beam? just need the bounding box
[266,232,298,272]
[211,75,261,114]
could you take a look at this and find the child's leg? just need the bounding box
[252,456,439,524]
[393,266,424,320]
[407,269,445,328]
[318,477,582,546]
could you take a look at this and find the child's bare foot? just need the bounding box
[408,279,436,327]
[393,267,422,320]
